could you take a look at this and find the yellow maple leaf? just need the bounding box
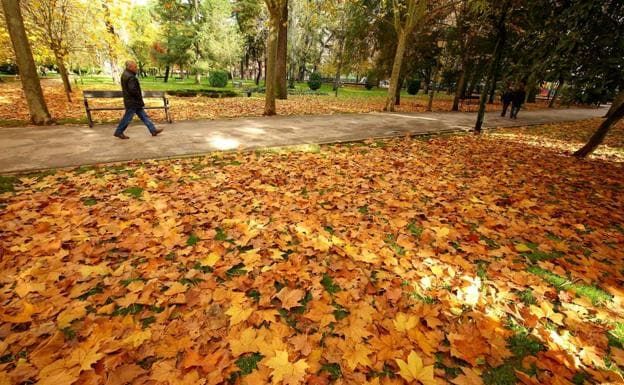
[57,304,87,328]
[396,351,437,385]
[78,263,111,278]
[200,252,221,267]
[226,303,254,326]
[514,243,532,253]
[275,288,305,310]
[0,301,35,323]
[123,329,152,348]
[394,312,419,333]
[266,350,308,385]
[343,344,372,370]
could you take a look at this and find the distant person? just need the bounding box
[510,82,526,119]
[114,60,163,139]
[501,83,514,117]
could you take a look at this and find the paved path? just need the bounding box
[0,107,605,173]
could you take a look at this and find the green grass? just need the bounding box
[527,266,612,305]
[0,175,18,193]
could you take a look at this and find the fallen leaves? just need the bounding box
[0,123,623,385]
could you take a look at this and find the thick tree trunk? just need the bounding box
[385,30,408,112]
[55,53,72,102]
[275,1,288,99]
[606,90,624,118]
[452,66,467,111]
[395,76,402,106]
[549,78,564,108]
[2,0,53,125]
[574,99,624,157]
[264,3,281,116]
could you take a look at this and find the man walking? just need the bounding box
[510,81,526,119]
[114,60,163,139]
[500,82,513,117]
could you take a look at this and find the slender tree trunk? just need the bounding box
[333,35,346,93]
[164,65,170,83]
[55,53,72,102]
[574,97,624,157]
[475,5,508,133]
[452,66,467,111]
[255,59,262,85]
[2,0,53,125]
[395,76,403,106]
[275,0,288,99]
[385,30,408,112]
[488,69,498,104]
[549,77,564,108]
[427,67,438,111]
[264,1,282,116]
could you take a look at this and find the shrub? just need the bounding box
[364,71,378,90]
[308,72,322,91]
[208,70,229,88]
[407,78,421,95]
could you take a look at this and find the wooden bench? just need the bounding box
[83,90,172,128]
[459,94,481,111]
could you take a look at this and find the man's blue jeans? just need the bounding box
[114,108,156,136]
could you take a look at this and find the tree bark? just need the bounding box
[275,0,288,99]
[549,77,564,108]
[255,59,262,85]
[2,0,53,125]
[385,29,408,112]
[264,0,283,115]
[606,89,624,118]
[475,4,509,133]
[164,65,170,83]
[452,66,467,111]
[574,96,624,157]
[55,53,72,102]
[395,76,403,106]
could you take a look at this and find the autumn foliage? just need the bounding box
[1,124,624,384]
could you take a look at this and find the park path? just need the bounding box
[0,107,605,173]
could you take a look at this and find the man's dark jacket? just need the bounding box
[512,89,526,106]
[121,70,144,109]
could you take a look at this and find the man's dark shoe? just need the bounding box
[152,128,164,137]
[114,133,130,139]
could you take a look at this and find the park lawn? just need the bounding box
[1,121,624,385]
[0,76,548,127]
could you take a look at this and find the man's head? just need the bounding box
[125,60,138,74]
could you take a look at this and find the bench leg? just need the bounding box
[84,99,93,128]
[164,97,172,123]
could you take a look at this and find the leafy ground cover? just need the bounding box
[0,121,623,385]
[0,79,550,127]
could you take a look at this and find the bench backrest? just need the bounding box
[83,90,166,98]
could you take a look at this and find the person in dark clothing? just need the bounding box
[501,83,514,117]
[114,60,163,139]
[510,82,526,119]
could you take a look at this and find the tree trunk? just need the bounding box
[264,1,281,116]
[452,66,467,111]
[395,76,402,106]
[606,89,624,118]
[385,29,408,112]
[574,97,624,157]
[333,35,346,94]
[164,65,170,83]
[488,69,498,104]
[275,0,288,99]
[475,5,508,133]
[55,53,72,102]
[2,0,53,125]
[549,78,564,108]
[255,59,262,85]
[427,67,438,112]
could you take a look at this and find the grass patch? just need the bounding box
[123,186,143,198]
[321,273,341,294]
[0,175,18,193]
[235,352,263,375]
[527,266,612,305]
